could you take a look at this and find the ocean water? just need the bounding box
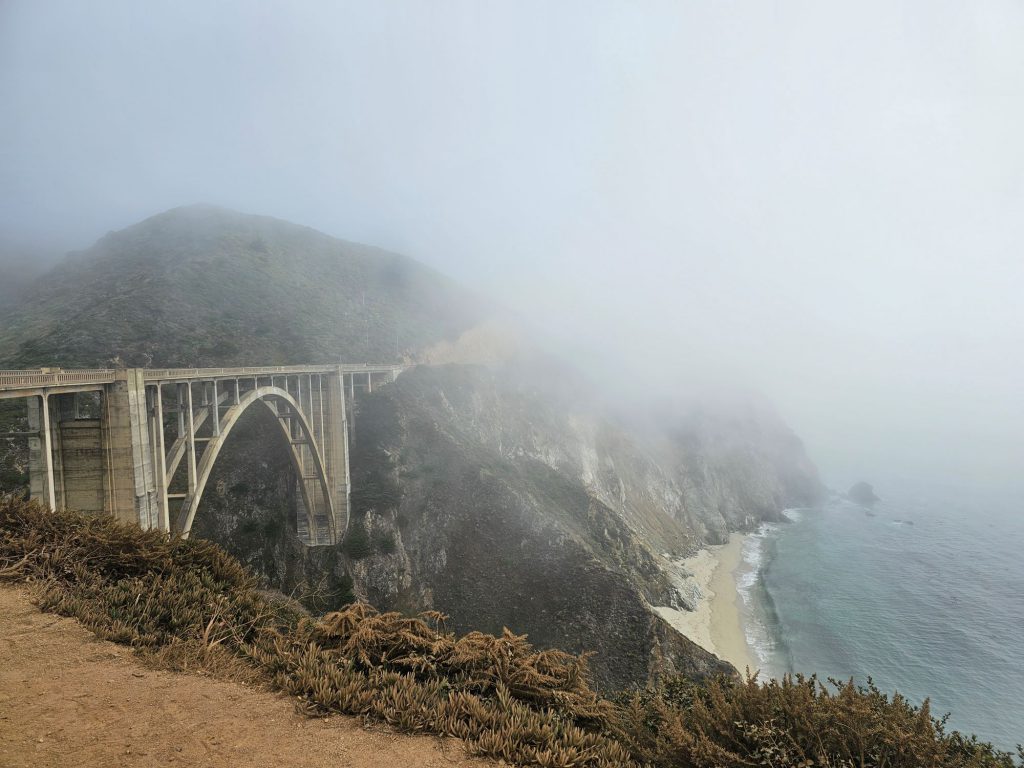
[738,488,1024,752]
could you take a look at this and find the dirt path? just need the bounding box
[0,586,492,768]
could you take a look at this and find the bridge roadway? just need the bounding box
[0,364,404,546]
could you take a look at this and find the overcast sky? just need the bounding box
[2,1,1022,493]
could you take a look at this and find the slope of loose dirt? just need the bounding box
[0,586,491,768]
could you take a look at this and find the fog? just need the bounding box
[2,1,1022,495]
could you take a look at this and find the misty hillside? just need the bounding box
[0,246,56,310]
[0,205,486,368]
[0,270,35,310]
[339,365,818,687]
[0,206,822,690]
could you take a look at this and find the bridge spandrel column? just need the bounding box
[102,370,160,529]
[26,396,46,504]
[322,368,351,541]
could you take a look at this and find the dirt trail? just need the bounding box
[0,586,491,768]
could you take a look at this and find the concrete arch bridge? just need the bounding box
[0,364,403,546]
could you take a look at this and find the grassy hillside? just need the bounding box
[0,205,485,368]
[0,243,59,310]
[0,267,37,310]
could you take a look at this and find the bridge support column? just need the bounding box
[27,395,57,510]
[321,367,351,539]
[151,384,170,531]
[102,370,160,528]
[55,394,101,513]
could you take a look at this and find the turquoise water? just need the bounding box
[739,489,1024,751]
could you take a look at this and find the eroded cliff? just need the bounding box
[192,363,821,689]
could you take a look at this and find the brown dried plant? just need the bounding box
[2,498,1020,768]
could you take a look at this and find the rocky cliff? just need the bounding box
[191,361,821,689]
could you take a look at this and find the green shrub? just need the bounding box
[615,673,1022,768]
[372,528,397,555]
[341,518,372,560]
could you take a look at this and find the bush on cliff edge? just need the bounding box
[0,497,1019,768]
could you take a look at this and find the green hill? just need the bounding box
[0,205,485,369]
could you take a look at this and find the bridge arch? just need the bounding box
[174,385,336,543]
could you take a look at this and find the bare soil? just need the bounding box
[0,585,492,768]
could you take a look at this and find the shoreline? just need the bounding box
[655,533,758,674]
[708,534,758,674]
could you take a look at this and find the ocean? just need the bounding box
[738,486,1024,752]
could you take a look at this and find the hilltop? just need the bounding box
[0,205,485,368]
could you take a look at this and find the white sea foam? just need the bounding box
[736,508,810,674]
[736,522,779,673]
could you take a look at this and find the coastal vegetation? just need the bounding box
[0,205,485,369]
[1,497,1019,768]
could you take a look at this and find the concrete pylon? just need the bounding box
[28,370,159,528]
[102,369,160,528]
[321,367,351,540]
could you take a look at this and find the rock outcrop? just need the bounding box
[847,481,879,506]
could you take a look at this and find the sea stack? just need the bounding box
[847,481,879,506]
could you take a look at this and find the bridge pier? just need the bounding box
[107,369,161,528]
[27,372,160,527]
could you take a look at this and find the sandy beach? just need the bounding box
[655,534,758,674]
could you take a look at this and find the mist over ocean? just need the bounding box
[739,486,1024,752]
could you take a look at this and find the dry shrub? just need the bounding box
[279,604,630,765]
[614,673,1023,768]
[310,604,609,720]
[0,498,633,767]
[1,497,1019,768]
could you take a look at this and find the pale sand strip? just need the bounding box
[708,534,757,674]
[654,533,757,674]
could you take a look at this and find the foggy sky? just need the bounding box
[2,1,1023,493]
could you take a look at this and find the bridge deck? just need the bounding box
[0,364,404,399]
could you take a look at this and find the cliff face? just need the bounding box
[189,363,820,690]
[659,405,825,544]
[338,365,820,690]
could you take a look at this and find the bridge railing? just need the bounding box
[0,369,117,389]
[143,364,404,381]
[1,364,407,392]
[143,365,338,381]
